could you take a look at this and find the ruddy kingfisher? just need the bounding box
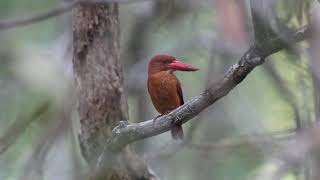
[147,54,199,140]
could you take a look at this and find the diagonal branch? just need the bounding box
[107,25,311,151]
[0,101,50,155]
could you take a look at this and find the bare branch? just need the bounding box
[0,1,77,30]
[264,62,301,130]
[254,121,320,180]
[0,0,153,30]
[186,129,296,151]
[0,101,50,155]
[106,25,310,151]
[20,112,69,180]
[148,129,296,163]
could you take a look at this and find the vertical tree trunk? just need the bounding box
[73,2,124,163]
[72,3,155,179]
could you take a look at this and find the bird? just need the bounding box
[147,54,199,140]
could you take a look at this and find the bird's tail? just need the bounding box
[171,123,184,140]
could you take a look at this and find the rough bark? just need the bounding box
[72,3,155,179]
[73,2,123,163]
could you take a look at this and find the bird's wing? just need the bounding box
[176,80,184,105]
[147,78,151,94]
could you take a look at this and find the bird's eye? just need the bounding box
[163,60,171,64]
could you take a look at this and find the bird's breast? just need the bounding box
[147,71,182,114]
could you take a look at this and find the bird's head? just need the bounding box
[148,54,199,74]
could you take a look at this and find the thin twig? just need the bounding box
[20,112,69,180]
[254,121,320,180]
[186,129,296,151]
[0,101,50,155]
[264,62,302,130]
[0,1,77,30]
[148,129,296,162]
[0,0,154,30]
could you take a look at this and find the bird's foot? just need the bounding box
[153,111,171,124]
[153,114,162,124]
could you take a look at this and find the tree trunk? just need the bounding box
[72,3,155,180]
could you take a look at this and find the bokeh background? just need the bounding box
[0,0,318,179]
